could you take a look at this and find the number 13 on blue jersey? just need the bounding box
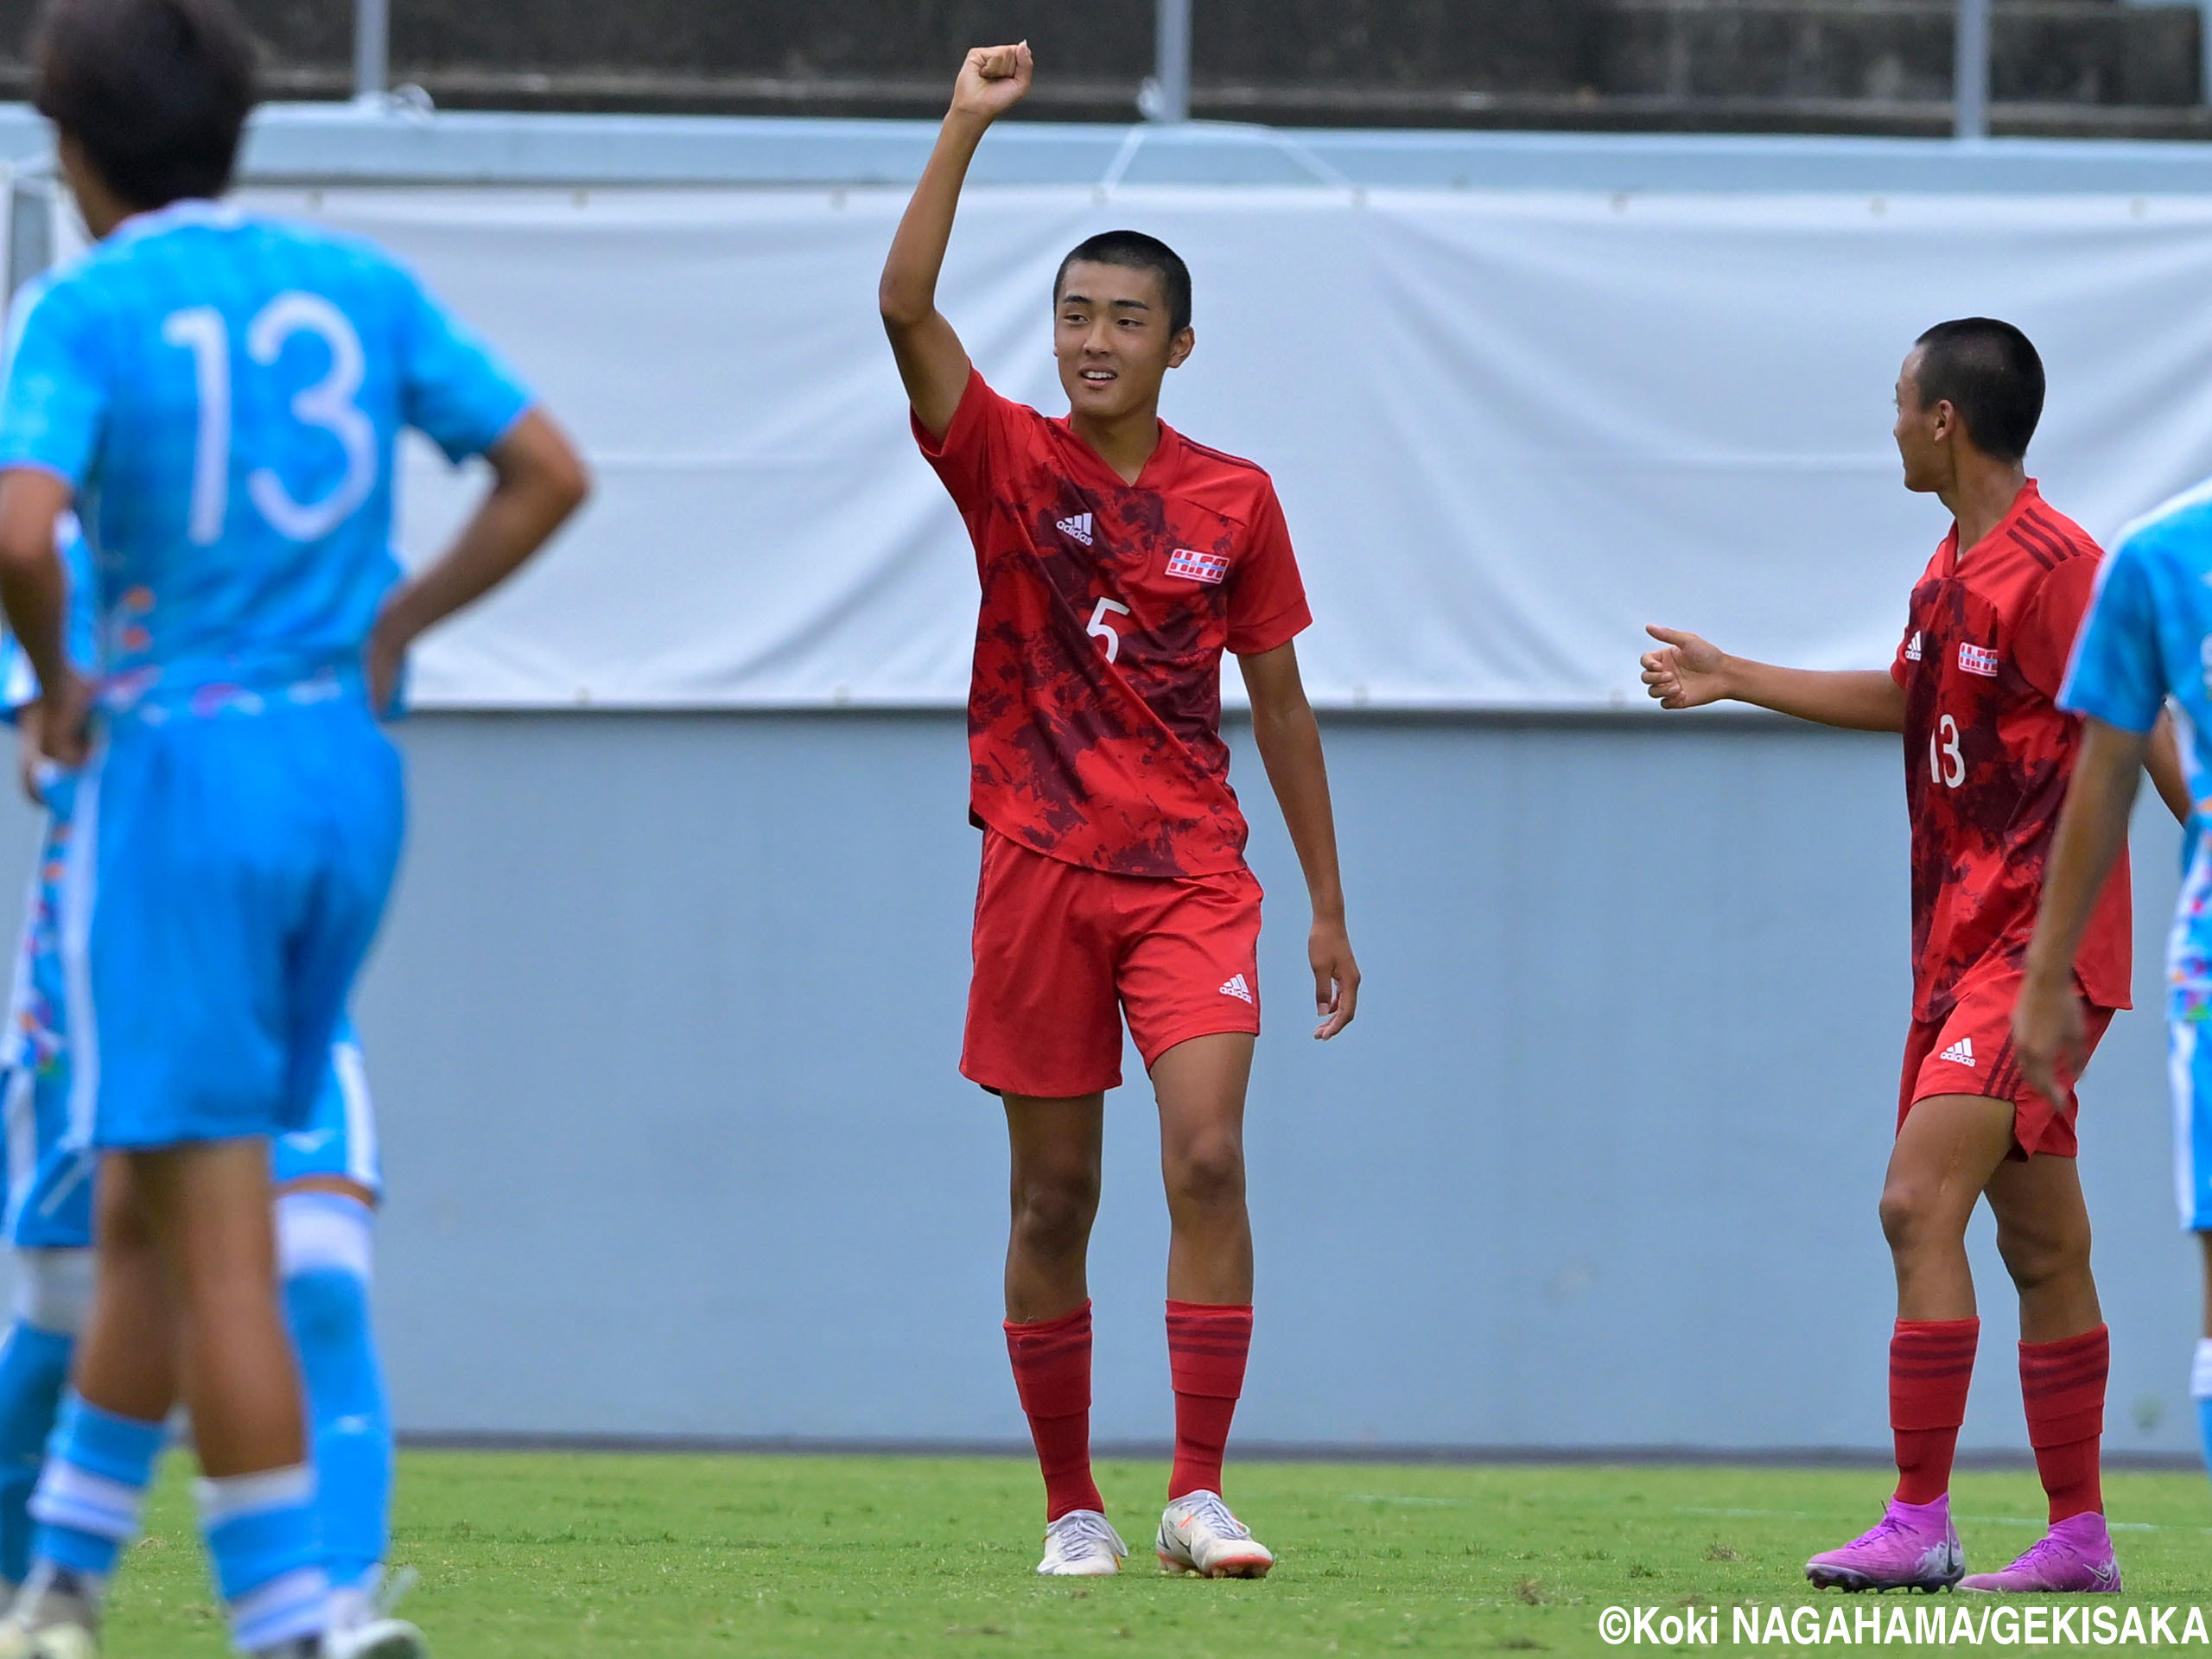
[162,293,377,546]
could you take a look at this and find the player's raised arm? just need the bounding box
[1239,641,1359,1039]
[1640,625,1906,732]
[879,41,1033,439]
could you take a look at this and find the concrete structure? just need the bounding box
[0,1,2197,137]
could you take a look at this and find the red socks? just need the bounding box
[1890,1318,2107,1522]
[1005,1301,1104,1522]
[1166,1300,1252,1501]
[1009,1299,1255,1514]
[1891,1318,1979,1505]
[2021,1324,2107,1523]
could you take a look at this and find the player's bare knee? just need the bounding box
[1166,1135,1247,1214]
[1996,1217,2091,1293]
[1010,1172,1100,1258]
[1877,1178,1934,1254]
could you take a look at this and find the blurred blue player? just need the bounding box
[0,1,588,1655]
[2014,474,2212,1512]
[0,518,407,1641]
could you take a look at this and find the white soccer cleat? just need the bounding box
[1156,1490,1274,1579]
[1036,1510,1128,1576]
[0,1571,99,1659]
[318,1619,426,1659]
[318,1566,428,1659]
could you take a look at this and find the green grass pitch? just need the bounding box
[97,1452,2212,1656]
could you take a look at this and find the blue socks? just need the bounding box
[279,1192,391,1592]
[28,1394,162,1583]
[0,1323,75,1584]
[196,1465,327,1649]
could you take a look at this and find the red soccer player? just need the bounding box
[880,43,1358,1579]
[1642,319,2186,1593]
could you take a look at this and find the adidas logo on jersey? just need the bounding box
[1057,513,1095,547]
[1905,632,1923,663]
[1939,1036,1976,1069]
[1218,974,1255,1005]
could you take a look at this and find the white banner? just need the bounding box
[234,185,2212,711]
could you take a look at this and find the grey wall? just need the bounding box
[139,708,2177,1456]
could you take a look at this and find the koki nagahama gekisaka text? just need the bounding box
[1600,1602,2212,1645]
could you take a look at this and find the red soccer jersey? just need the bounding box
[1889,480,2132,1020]
[915,371,1312,878]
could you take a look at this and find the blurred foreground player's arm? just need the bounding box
[0,473,86,766]
[1639,626,1906,731]
[879,42,1033,438]
[2015,543,2169,1101]
[1240,644,1358,1039]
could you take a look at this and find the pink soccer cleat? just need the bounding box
[1805,1496,1965,1592]
[1958,1513,2121,1593]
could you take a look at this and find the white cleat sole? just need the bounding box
[1157,1547,1274,1580]
[1037,1557,1121,1577]
[323,1618,429,1659]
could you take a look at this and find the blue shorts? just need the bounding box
[272,1019,383,1196]
[64,696,403,1150]
[0,1016,383,1250]
[0,1061,92,1250]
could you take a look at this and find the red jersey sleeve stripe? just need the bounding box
[2006,524,2060,571]
[2018,508,2092,563]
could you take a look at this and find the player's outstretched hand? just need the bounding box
[34,667,91,771]
[2012,969,2087,1108]
[1640,625,1732,710]
[1311,917,1359,1040]
[951,41,1034,123]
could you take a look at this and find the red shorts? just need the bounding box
[1897,967,2116,1160]
[963,831,1263,1098]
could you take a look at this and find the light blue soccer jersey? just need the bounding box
[2061,480,2212,1021]
[0,199,531,1151]
[0,200,530,707]
[2061,480,2212,1230]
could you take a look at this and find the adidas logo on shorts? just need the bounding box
[1939,1036,1975,1069]
[1218,974,1254,1005]
[1057,512,1094,547]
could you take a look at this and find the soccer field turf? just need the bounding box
[98,1452,2212,1656]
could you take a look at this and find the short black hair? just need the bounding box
[1054,230,1192,336]
[1910,318,2045,463]
[35,0,257,210]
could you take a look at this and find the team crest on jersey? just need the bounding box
[1056,513,1094,547]
[1904,632,1923,663]
[1958,643,2000,678]
[1166,548,1230,586]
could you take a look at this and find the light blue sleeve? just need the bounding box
[392,264,534,463]
[2059,544,2170,734]
[0,276,107,486]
